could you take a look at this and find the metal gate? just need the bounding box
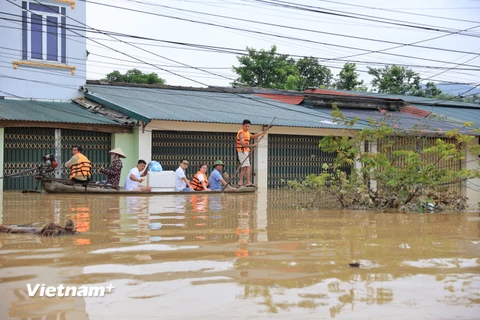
[3,128,111,190]
[152,131,251,185]
[61,129,111,182]
[268,134,338,188]
[3,128,55,190]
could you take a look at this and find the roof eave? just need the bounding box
[85,92,151,124]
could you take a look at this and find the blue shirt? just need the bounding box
[208,168,223,190]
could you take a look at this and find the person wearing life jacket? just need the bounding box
[190,163,211,191]
[64,145,92,184]
[236,119,267,187]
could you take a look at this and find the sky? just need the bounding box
[85,0,480,92]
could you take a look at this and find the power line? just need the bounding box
[68,1,480,65]
[91,0,480,57]
[3,1,479,110]
[315,0,480,24]
[3,11,480,73]
[248,0,480,37]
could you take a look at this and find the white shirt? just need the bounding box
[175,166,187,191]
[198,173,206,182]
[124,167,140,191]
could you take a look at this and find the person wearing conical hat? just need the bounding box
[208,160,236,191]
[99,147,126,186]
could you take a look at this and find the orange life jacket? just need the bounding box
[192,195,209,213]
[190,171,208,191]
[236,129,251,152]
[69,153,92,179]
[70,205,90,233]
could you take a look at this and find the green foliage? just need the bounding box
[367,65,424,96]
[335,63,365,91]
[233,46,332,90]
[233,46,298,89]
[296,57,333,90]
[423,81,442,98]
[288,104,480,211]
[104,68,166,85]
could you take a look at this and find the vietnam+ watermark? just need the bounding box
[27,284,115,297]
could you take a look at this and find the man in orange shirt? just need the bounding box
[236,119,267,187]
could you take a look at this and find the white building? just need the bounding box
[0,0,86,100]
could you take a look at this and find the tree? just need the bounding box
[233,47,334,91]
[287,105,480,211]
[104,68,165,85]
[335,63,365,91]
[368,65,423,96]
[423,81,442,98]
[233,46,297,89]
[296,57,333,90]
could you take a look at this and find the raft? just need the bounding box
[38,177,256,194]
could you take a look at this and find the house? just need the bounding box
[73,81,480,206]
[0,1,135,190]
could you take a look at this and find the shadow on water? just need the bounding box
[0,190,479,320]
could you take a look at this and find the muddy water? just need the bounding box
[0,190,479,320]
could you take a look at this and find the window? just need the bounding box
[22,1,67,63]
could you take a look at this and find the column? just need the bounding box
[55,129,62,178]
[134,126,152,187]
[255,188,268,242]
[369,140,378,191]
[134,126,152,162]
[254,133,268,189]
[0,127,3,191]
[462,138,480,208]
[354,141,365,172]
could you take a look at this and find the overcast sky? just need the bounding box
[85,0,480,91]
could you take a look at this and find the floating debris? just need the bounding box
[0,220,78,237]
[348,262,360,267]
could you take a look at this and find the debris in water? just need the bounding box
[0,220,78,237]
[348,262,360,267]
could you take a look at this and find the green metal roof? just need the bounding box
[0,99,118,125]
[85,84,364,129]
[412,104,480,128]
[315,88,480,108]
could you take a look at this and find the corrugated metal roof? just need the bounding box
[85,84,365,129]
[313,106,478,135]
[401,105,431,118]
[0,99,118,124]
[306,88,480,108]
[412,104,480,128]
[254,93,304,105]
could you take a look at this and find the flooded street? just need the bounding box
[0,190,479,320]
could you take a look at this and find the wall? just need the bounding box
[148,120,355,137]
[0,127,3,191]
[0,0,86,100]
[462,138,480,208]
[147,121,353,189]
[112,132,136,186]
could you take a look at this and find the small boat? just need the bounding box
[38,176,256,195]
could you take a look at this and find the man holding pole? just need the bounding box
[236,119,267,187]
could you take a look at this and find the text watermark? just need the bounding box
[27,284,115,297]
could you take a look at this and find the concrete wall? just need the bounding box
[462,138,480,208]
[146,120,354,189]
[147,120,355,137]
[112,132,136,187]
[0,127,3,191]
[0,0,86,100]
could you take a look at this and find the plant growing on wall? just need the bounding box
[287,105,480,211]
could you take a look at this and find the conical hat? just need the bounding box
[108,147,126,158]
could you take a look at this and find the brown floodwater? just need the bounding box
[0,190,479,320]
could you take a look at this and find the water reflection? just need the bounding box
[0,191,479,320]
